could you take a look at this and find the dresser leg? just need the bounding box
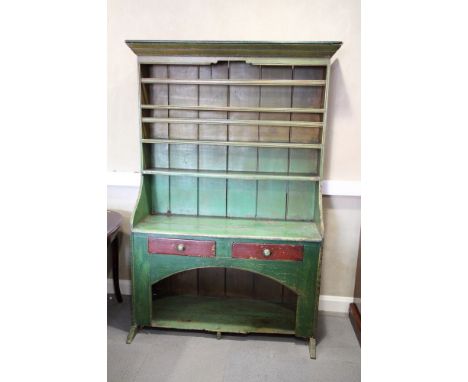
[309,337,317,359]
[126,324,139,344]
[112,233,123,303]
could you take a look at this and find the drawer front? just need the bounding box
[148,238,215,257]
[232,243,303,261]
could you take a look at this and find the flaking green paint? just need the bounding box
[127,41,342,359]
[131,233,320,339]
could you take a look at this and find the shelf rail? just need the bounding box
[141,78,326,86]
[141,138,321,149]
[141,117,323,128]
[141,104,325,114]
[142,168,319,182]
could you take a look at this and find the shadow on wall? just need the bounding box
[321,195,361,297]
[324,59,351,177]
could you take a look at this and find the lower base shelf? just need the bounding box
[151,295,296,335]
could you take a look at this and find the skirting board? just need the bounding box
[107,279,355,313]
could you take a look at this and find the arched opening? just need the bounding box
[150,268,298,334]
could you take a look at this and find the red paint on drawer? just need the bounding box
[232,243,303,261]
[148,238,216,257]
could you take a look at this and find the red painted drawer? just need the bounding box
[232,243,303,261]
[148,238,216,257]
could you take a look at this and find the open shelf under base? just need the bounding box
[151,295,296,335]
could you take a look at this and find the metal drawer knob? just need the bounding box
[263,248,271,257]
[177,243,185,251]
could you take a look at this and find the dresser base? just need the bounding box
[126,294,318,357]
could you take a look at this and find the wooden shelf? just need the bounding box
[142,138,321,149]
[141,104,325,114]
[141,78,326,86]
[142,168,319,181]
[133,214,322,241]
[151,295,295,335]
[142,117,323,128]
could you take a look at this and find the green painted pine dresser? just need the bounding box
[126,40,341,358]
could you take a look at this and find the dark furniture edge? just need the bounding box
[348,302,361,345]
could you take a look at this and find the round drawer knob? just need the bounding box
[177,243,185,251]
[263,248,271,257]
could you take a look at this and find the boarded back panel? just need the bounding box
[167,270,198,296]
[254,275,283,303]
[150,144,170,214]
[146,64,169,139]
[168,65,199,216]
[198,268,226,297]
[282,287,298,310]
[291,67,324,144]
[256,66,291,220]
[226,268,254,298]
[198,63,228,217]
[287,181,316,221]
[152,175,170,215]
[227,62,259,218]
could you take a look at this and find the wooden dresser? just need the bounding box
[125,40,341,358]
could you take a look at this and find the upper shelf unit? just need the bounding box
[133,41,341,187]
[128,41,341,221]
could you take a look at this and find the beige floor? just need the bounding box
[108,295,360,382]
